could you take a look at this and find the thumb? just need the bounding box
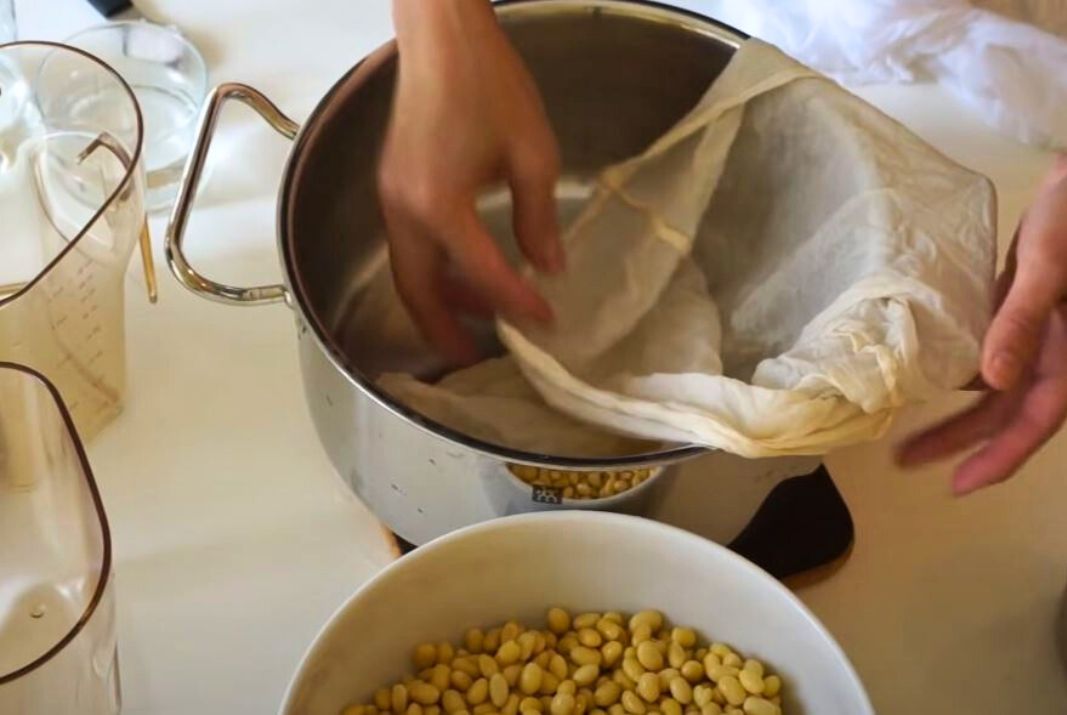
[982,261,1061,390]
[508,145,564,274]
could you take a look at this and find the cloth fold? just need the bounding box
[382,40,996,459]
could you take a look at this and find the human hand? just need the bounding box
[379,0,563,364]
[899,156,1067,494]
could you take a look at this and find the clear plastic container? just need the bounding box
[0,40,156,439]
[0,362,119,714]
[65,22,208,212]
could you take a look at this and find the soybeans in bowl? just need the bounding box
[342,608,786,715]
[280,512,872,715]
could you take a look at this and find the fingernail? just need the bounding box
[986,352,1020,389]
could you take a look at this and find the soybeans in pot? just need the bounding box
[508,466,654,500]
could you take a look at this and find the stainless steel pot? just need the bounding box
[165,0,746,544]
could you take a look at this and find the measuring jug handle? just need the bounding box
[165,83,299,307]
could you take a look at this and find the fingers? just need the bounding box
[446,210,554,325]
[381,179,553,362]
[902,161,1067,490]
[952,375,1067,494]
[982,249,1065,390]
[982,170,1067,389]
[388,223,482,366]
[439,272,494,319]
[896,391,1015,466]
[509,143,565,274]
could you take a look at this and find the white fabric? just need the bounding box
[382,40,996,459]
[717,0,1067,150]
[378,358,654,457]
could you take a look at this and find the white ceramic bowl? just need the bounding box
[280,512,873,715]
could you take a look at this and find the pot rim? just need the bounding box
[278,0,747,469]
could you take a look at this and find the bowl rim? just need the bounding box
[278,511,874,715]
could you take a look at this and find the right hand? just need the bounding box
[379,0,563,364]
[899,156,1067,493]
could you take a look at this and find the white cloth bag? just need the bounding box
[382,40,996,459]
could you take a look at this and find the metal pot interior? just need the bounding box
[282,0,743,464]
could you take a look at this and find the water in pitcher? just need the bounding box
[65,72,199,190]
[63,21,207,211]
[136,83,199,183]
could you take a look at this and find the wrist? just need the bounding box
[393,0,498,56]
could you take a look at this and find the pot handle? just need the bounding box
[165,83,300,307]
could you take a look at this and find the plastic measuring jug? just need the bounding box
[0,41,156,439]
[0,361,119,714]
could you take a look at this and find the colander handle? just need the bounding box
[165,82,299,307]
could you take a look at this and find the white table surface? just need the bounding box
[12,0,1067,713]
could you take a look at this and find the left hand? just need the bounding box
[898,156,1067,494]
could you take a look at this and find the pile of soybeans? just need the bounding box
[342,608,786,715]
